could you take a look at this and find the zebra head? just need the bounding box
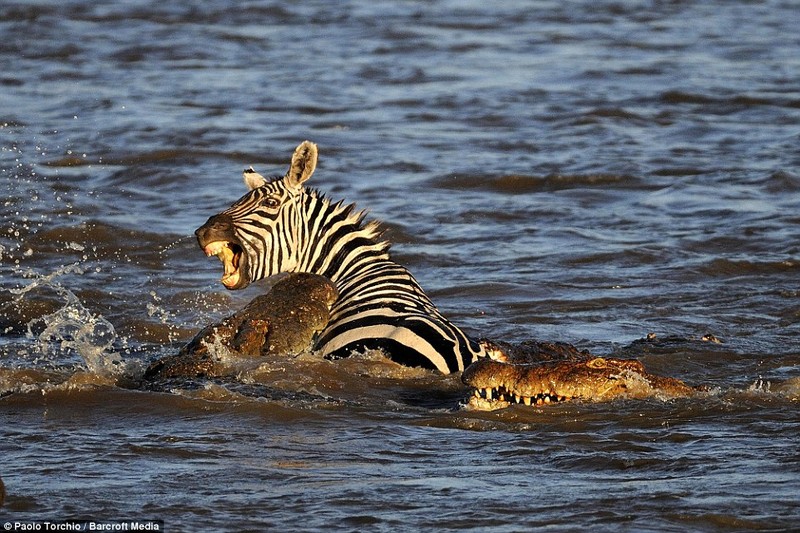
[195,141,318,290]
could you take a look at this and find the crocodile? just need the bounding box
[144,272,701,410]
[144,272,338,380]
[462,339,700,410]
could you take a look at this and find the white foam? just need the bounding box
[12,263,132,378]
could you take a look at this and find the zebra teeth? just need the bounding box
[203,241,242,288]
[204,241,228,258]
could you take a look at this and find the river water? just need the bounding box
[1,1,799,531]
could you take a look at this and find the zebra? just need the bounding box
[194,141,492,374]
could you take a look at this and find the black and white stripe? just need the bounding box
[201,141,486,374]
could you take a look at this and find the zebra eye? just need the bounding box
[262,196,280,209]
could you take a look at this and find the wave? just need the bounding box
[660,90,800,110]
[427,173,645,193]
[695,258,799,278]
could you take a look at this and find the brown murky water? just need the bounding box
[2,1,799,531]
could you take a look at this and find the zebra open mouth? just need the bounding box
[203,241,244,289]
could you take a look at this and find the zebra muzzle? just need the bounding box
[204,240,243,289]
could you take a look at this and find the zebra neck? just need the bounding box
[294,195,391,285]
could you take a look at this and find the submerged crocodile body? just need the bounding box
[145,272,701,410]
[462,339,701,410]
[144,273,338,380]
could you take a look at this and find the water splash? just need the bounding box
[146,290,181,343]
[158,234,195,256]
[747,377,772,394]
[9,263,130,377]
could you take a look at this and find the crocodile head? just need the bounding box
[461,356,696,411]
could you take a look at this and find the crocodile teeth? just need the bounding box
[468,386,570,409]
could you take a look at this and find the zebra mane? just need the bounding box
[299,186,391,282]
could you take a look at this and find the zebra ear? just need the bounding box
[243,166,267,190]
[285,141,318,191]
